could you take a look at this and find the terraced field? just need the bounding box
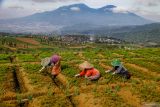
[0,42,160,107]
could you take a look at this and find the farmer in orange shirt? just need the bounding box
[75,61,100,81]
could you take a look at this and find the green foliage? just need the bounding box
[17,54,38,62]
[0,54,10,63]
[0,65,8,75]
[0,41,160,106]
[134,82,160,102]
[62,67,77,77]
[74,87,80,96]
[23,64,41,73]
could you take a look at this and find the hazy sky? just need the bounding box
[0,0,160,22]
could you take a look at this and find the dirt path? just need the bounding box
[73,93,102,107]
[117,88,141,107]
[113,53,124,57]
[97,53,105,59]
[4,68,16,93]
[1,91,46,101]
[19,67,34,92]
[129,52,136,55]
[99,62,112,70]
[0,62,40,66]
[56,73,70,87]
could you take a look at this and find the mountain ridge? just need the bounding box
[0,3,153,33]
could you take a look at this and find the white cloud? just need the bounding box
[112,7,128,13]
[70,7,80,11]
[134,0,160,7]
[0,8,32,19]
[31,0,81,3]
[8,6,24,9]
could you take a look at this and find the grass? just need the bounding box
[22,64,41,73]
[0,42,160,107]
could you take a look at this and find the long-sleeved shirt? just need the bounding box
[114,65,127,74]
[79,68,100,77]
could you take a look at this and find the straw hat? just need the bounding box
[79,61,94,70]
[41,57,51,66]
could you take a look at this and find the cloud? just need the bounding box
[112,7,128,13]
[8,6,24,9]
[128,4,160,22]
[0,0,3,6]
[0,8,32,19]
[70,7,80,11]
[31,0,81,3]
[128,0,160,22]
[134,0,160,7]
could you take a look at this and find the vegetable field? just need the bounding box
[0,37,160,107]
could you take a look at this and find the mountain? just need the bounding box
[110,23,160,44]
[0,3,153,33]
[68,23,160,44]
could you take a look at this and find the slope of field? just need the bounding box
[0,44,159,107]
[16,37,40,45]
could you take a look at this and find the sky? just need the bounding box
[0,0,160,22]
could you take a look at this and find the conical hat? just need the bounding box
[41,57,51,66]
[79,61,94,70]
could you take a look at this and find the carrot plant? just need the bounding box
[0,54,10,63]
[23,64,41,73]
[17,54,38,62]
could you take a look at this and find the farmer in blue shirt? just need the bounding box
[105,59,131,79]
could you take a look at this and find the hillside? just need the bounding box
[104,23,160,44]
[0,38,160,106]
[62,23,160,44]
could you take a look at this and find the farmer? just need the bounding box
[50,54,61,78]
[105,59,131,79]
[75,61,100,81]
[39,54,61,78]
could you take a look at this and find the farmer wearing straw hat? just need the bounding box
[39,54,61,78]
[75,61,100,81]
[105,59,131,79]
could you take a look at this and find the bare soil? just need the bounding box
[16,37,40,45]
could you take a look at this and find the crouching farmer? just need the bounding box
[75,61,100,81]
[40,54,61,78]
[50,54,61,78]
[105,59,131,79]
